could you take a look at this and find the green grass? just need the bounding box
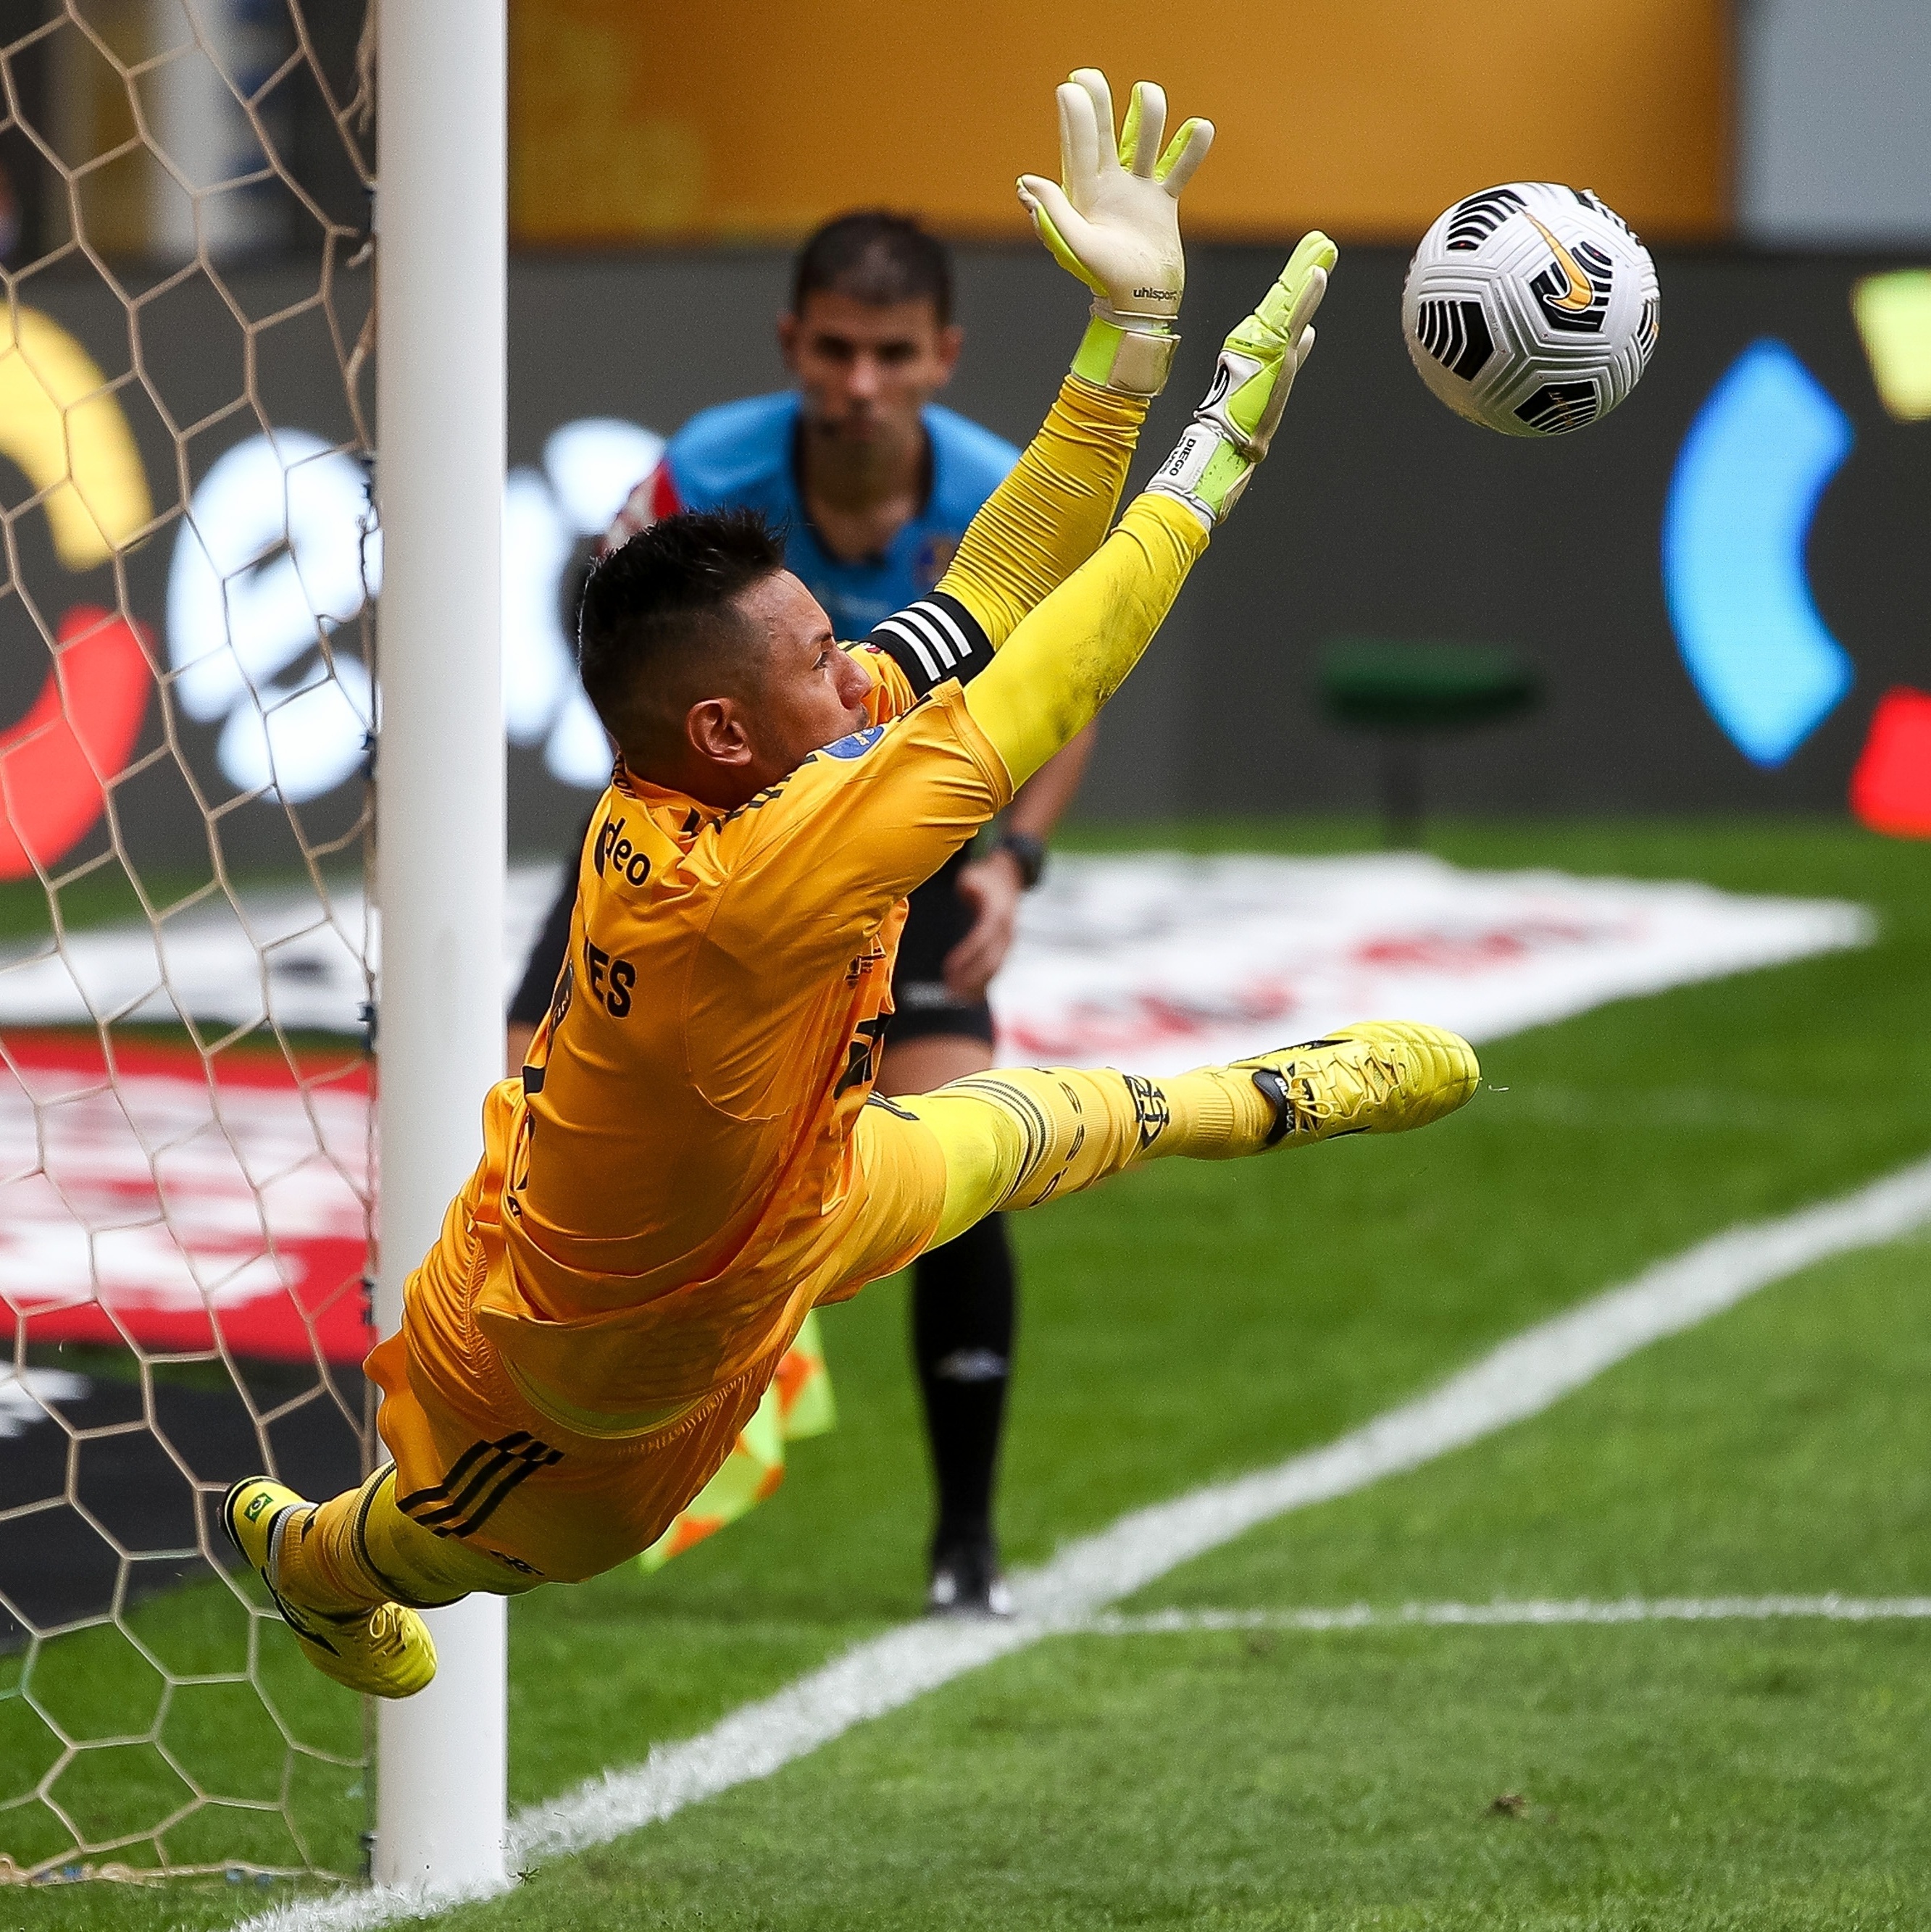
[0,1576,365,1891]
[1146,1227,1931,1613]
[5,816,1928,1928]
[428,1217,1931,1930]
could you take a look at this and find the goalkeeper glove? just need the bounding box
[1017,69,1213,397]
[1148,230,1338,527]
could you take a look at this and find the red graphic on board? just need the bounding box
[1850,687,1931,840]
[1,1035,372,1363]
[996,917,1622,1066]
[0,606,154,880]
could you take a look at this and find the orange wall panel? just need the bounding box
[510,0,1729,245]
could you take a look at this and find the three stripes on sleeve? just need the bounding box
[867,591,993,698]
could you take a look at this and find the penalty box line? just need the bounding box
[1087,1596,1931,1634]
[240,1150,1931,1932]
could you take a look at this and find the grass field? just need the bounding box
[6,817,1929,1930]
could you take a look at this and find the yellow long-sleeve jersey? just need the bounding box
[394,376,1152,1467]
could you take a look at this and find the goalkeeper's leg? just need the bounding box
[896,1023,1480,1250]
[223,1459,535,1702]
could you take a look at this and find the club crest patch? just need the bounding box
[823,725,885,761]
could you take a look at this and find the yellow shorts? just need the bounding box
[365,1095,946,1586]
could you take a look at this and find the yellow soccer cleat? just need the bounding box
[222,1476,437,1699]
[1235,1021,1479,1145]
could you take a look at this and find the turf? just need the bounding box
[1144,1226,1931,1612]
[427,1218,1931,1930]
[5,817,1928,1928]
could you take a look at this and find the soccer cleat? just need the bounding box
[1235,1021,1480,1145]
[927,1536,1014,1619]
[222,1477,437,1700]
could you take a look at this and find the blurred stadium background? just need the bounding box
[2,1,1929,1925]
[0,0,1926,868]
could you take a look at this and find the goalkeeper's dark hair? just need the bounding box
[793,210,953,326]
[577,508,785,765]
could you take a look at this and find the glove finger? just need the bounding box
[1068,69,1119,175]
[1283,230,1340,297]
[1122,81,1167,177]
[1290,228,1340,270]
[1254,235,1336,338]
[1284,259,1332,342]
[1156,117,1215,195]
[1024,173,1087,237]
[1020,177,1108,296]
[1290,323,1316,377]
[1057,80,1104,201]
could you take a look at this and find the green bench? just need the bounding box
[1317,638,1542,846]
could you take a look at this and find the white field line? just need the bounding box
[237,1150,1931,1932]
[1087,1595,1931,1635]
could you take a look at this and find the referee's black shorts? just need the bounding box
[885,847,995,1047]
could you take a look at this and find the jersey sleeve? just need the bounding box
[964,490,1208,790]
[860,592,996,703]
[703,683,1012,980]
[927,376,1148,651]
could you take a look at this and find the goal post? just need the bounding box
[371,0,509,1893]
[1,0,509,1890]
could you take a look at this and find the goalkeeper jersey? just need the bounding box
[472,623,1009,1432]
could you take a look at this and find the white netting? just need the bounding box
[0,0,378,1884]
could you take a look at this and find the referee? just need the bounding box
[506,212,1094,1616]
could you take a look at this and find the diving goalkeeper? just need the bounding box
[225,72,1479,1697]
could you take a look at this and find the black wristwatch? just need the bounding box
[997,829,1047,891]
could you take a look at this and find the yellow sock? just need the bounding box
[275,1468,533,1613]
[900,1063,1277,1247]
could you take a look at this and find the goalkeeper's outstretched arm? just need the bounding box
[964,234,1336,789]
[926,71,1214,648]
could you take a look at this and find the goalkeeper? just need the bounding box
[227,72,1479,1697]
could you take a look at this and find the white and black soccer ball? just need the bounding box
[1402,182,1659,436]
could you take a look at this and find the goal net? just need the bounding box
[1,1,380,1885]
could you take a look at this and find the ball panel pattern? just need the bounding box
[1514,381,1601,434]
[1444,186,1525,251]
[1413,298,1496,382]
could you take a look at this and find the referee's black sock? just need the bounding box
[912,1212,1017,1555]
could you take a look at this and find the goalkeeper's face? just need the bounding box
[780,292,962,448]
[675,569,870,803]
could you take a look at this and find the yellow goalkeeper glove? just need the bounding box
[1148,230,1337,527]
[1017,69,1214,397]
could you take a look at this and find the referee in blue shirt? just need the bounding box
[508,212,1096,1615]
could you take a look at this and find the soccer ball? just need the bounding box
[1402,182,1659,436]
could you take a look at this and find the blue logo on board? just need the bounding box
[1662,339,1854,766]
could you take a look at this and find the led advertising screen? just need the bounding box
[4,246,1923,892]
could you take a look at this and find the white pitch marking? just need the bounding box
[235,1150,1931,1932]
[1085,1595,1931,1635]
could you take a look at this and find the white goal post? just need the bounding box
[372,0,509,1891]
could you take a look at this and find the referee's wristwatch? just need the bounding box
[997,829,1048,890]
